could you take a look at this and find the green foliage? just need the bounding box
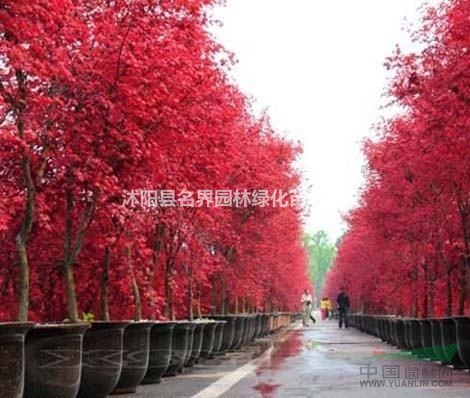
[82,312,95,323]
[304,230,336,305]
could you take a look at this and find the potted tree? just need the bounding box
[112,231,154,394]
[0,4,90,397]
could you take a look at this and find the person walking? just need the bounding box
[336,287,350,328]
[301,289,315,327]
[320,297,328,320]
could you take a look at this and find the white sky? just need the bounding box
[210,0,430,241]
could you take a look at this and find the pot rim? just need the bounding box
[32,322,90,329]
[86,320,131,330]
[0,321,35,327]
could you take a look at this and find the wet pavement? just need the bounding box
[121,314,470,397]
[118,337,272,398]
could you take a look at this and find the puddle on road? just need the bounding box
[259,330,304,372]
[253,381,280,398]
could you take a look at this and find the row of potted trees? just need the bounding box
[348,314,470,369]
[0,312,295,398]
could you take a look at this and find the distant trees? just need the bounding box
[304,231,336,306]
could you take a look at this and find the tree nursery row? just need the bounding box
[325,0,470,317]
[2,313,295,397]
[348,314,470,371]
[0,1,311,397]
[0,1,311,321]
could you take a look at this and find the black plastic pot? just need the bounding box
[112,322,153,395]
[186,323,205,367]
[248,315,256,340]
[212,321,226,356]
[365,315,370,333]
[244,316,252,343]
[77,321,129,398]
[254,314,262,338]
[389,319,397,346]
[212,316,235,352]
[0,322,33,398]
[409,319,423,353]
[377,317,384,340]
[419,319,435,360]
[241,315,252,345]
[358,315,364,332]
[394,319,406,349]
[238,316,247,346]
[200,321,217,359]
[164,322,192,376]
[231,316,244,350]
[364,316,372,335]
[382,318,389,342]
[142,322,175,384]
[24,323,89,398]
[430,318,446,362]
[255,314,262,337]
[439,318,463,366]
[269,313,275,334]
[223,317,236,350]
[272,313,280,332]
[184,322,197,367]
[261,314,270,337]
[374,316,380,336]
[356,315,362,330]
[454,317,470,368]
[377,317,385,341]
[369,316,374,335]
[349,314,356,329]
[374,316,380,337]
[403,319,412,350]
[384,318,392,344]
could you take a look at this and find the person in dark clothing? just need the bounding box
[336,287,350,328]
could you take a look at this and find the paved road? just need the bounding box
[122,315,470,398]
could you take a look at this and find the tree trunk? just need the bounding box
[149,224,164,320]
[458,201,469,269]
[221,279,227,315]
[446,268,453,316]
[187,266,193,321]
[164,258,174,320]
[16,236,30,322]
[423,264,429,318]
[196,286,202,319]
[428,281,435,318]
[14,72,34,322]
[101,247,110,321]
[131,269,142,321]
[209,279,217,315]
[63,179,79,322]
[458,263,468,316]
[124,241,142,321]
[63,259,79,322]
[63,174,96,323]
[457,200,469,315]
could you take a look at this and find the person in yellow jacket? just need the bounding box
[326,299,332,319]
[320,297,328,320]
